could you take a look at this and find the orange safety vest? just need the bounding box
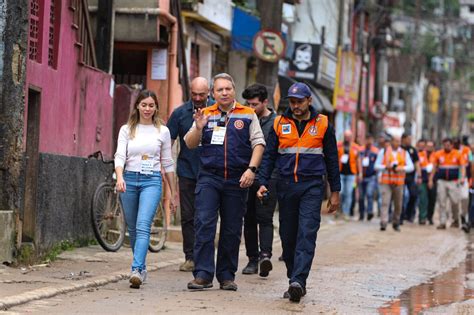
[274,113,329,182]
[418,150,429,168]
[431,149,464,181]
[337,142,359,174]
[380,146,407,186]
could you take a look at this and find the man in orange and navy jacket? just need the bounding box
[337,130,362,218]
[185,73,265,292]
[429,138,466,229]
[257,82,340,303]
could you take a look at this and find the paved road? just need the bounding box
[2,218,468,314]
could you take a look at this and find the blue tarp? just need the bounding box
[231,7,261,53]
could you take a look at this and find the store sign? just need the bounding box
[332,47,361,113]
[288,42,320,80]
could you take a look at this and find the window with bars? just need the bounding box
[29,0,44,63]
[70,0,97,68]
[48,0,61,68]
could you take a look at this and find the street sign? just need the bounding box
[253,30,286,63]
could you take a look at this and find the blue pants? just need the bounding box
[120,171,162,272]
[340,174,355,215]
[193,173,248,283]
[358,176,377,218]
[277,178,323,288]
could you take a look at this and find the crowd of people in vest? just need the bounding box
[115,73,474,303]
[338,131,473,232]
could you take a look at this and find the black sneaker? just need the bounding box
[288,282,305,303]
[462,223,470,233]
[220,280,238,291]
[283,287,306,299]
[242,260,258,274]
[367,213,374,221]
[380,223,387,231]
[259,257,273,277]
[393,224,401,232]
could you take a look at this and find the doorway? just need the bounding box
[23,88,41,242]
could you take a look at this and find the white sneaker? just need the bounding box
[140,270,148,283]
[129,269,143,289]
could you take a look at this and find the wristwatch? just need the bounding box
[248,166,257,173]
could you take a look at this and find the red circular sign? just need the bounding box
[253,30,286,63]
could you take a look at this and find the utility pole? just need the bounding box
[403,0,421,136]
[256,0,284,107]
[336,0,345,49]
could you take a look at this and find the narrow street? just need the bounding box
[2,218,469,314]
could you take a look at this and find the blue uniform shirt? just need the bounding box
[167,100,214,180]
[359,148,378,178]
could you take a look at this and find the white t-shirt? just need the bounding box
[114,124,174,173]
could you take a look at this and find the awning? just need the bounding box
[278,76,323,112]
[231,7,260,53]
[192,22,223,46]
[307,83,334,113]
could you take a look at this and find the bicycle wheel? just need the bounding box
[91,182,126,252]
[148,201,167,252]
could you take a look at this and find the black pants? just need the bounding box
[427,182,437,222]
[243,179,278,260]
[179,176,196,261]
[402,178,418,222]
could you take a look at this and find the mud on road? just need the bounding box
[4,219,468,314]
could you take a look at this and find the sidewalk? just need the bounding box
[0,242,184,311]
[0,210,337,311]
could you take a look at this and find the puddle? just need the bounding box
[379,235,474,314]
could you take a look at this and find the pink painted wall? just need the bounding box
[26,0,114,158]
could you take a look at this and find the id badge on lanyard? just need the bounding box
[362,156,370,167]
[140,155,154,175]
[211,126,226,145]
[340,154,349,164]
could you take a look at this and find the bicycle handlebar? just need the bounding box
[87,151,114,164]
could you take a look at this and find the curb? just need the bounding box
[0,258,183,311]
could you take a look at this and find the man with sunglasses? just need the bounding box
[257,82,341,303]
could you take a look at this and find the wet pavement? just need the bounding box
[379,234,474,314]
[2,220,468,314]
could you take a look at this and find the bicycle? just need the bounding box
[88,151,168,252]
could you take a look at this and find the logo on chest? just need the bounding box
[282,124,292,135]
[234,119,244,130]
[308,125,318,136]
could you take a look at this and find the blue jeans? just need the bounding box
[120,171,162,272]
[358,176,377,218]
[340,175,356,215]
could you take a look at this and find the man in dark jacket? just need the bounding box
[240,84,278,277]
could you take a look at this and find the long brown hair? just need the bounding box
[127,90,162,139]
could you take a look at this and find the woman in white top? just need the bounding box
[114,90,176,289]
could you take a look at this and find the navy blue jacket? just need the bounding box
[258,107,341,192]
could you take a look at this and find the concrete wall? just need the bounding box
[0,0,28,262]
[292,1,340,51]
[26,0,114,158]
[35,153,112,253]
[197,0,232,31]
[228,51,248,103]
